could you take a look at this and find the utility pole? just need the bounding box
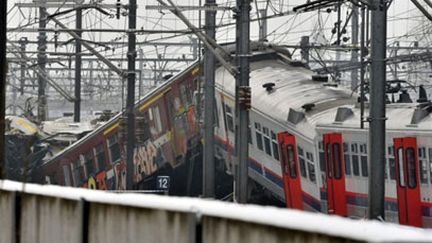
[234,0,251,203]
[0,0,6,179]
[300,36,310,65]
[203,0,217,198]
[368,0,387,220]
[19,37,28,95]
[74,8,82,122]
[360,4,366,129]
[126,0,137,190]
[351,3,359,91]
[258,9,267,42]
[37,4,48,121]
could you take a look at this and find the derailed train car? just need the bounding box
[42,62,204,195]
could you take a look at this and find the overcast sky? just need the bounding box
[5,1,430,78]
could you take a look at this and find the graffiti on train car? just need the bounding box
[81,141,165,190]
[134,140,167,182]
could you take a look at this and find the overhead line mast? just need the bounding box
[234,0,251,204]
[203,0,217,198]
[368,0,388,220]
[0,0,6,179]
[126,0,137,190]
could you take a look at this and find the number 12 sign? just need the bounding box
[156,176,170,191]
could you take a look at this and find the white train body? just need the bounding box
[213,48,432,227]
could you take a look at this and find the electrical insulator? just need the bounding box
[116,0,121,19]
[118,116,127,144]
[238,86,251,110]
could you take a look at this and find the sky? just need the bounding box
[5,0,432,100]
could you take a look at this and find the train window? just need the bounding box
[153,106,163,134]
[429,148,432,184]
[287,145,297,178]
[263,127,272,156]
[419,147,428,184]
[351,143,360,176]
[306,152,316,183]
[389,158,396,180]
[73,158,85,186]
[84,152,95,176]
[225,105,234,132]
[298,146,307,178]
[326,142,332,178]
[95,144,106,172]
[397,147,406,187]
[332,143,342,179]
[360,144,367,154]
[351,143,358,154]
[359,143,368,177]
[388,146,396,180]
[361,156,368,177]
[384,160,388,180]
[271,131,279,160]
[319,141,325,172]
[406,148,417,189]
[352,156,360,176]
[180,83,191,106]
[108,135,121,163]
[62,165,72,187]
[214,98,219,128]
[248,125,252,145]
[343,143,351,175]
[255,123,263,151]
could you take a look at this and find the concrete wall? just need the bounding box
[1,180,432,243]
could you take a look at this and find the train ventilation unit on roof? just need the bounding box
[312,75,328,82]
[263,82,275,92]
[287,108,305,125]
[410,103,432,125]
[335,107,354,122]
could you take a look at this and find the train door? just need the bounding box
[324,133,347,216]
[278,132,303,210]
[394,137,422,227]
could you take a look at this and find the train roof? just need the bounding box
[215,47,432,139]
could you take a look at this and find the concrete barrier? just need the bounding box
[1,180,432,243]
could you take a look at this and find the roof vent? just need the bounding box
[163,74,173,80]
[411,103,432,124]
[287,108,305,125]
[312,75,328,82]
[302,103,315,112]
[262,82,275,92]
[335,107,354,122]
[398,90,412,103]
[417,85,429,103]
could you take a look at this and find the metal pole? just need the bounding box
[300,36,310,65]
[139,49,143,98]
[234,0,251,203]
[351,3,359,91]
[368,0,387,220]
[203,0,217,198]
[0,0,7,179]
[259,9,267,41]
[74,9,82,122]
[360,4,366,129]
[126,0,137,190]
[19,37,27,95]
[37,4,48,121]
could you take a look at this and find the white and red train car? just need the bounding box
[213,46,432,228]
